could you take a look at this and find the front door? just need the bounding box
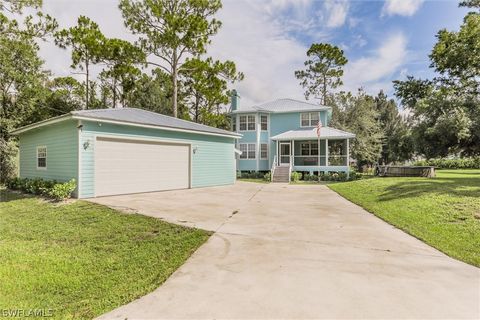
[280,142,291,166]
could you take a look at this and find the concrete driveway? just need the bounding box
[92,182,480,319]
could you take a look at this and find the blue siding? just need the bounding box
[238,131,256,143]
[18,121,78,181]
[79,121,235,198]
[18,120,79,194]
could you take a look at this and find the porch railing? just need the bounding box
[292,155,348,166]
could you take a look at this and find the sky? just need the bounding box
[36,0,470,107]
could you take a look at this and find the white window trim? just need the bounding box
[260,114,268,131]
[239,114,256,132]
[260,143,268,160]
[36,146,47,170]
[239,143,256,159]
[300,112,321,128]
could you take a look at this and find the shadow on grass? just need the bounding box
[378,176,480,202]
[0,189,28,203]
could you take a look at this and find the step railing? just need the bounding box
[271,155,277,182]
[288,155,293,182]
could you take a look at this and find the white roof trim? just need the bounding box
[10,114,73,134]
[72,115,242,139]
[231,107,331,114]
[11,113,242,139]
[271,128,355,141]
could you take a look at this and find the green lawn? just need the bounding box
[329,169,480,267]
[0,190,210,319]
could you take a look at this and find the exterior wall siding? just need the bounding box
[18,120,78,193]
[79,121,235,198]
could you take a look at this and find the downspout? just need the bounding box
[77,120,82,199]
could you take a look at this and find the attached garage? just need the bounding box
[12,108,241,198]
[94,137,191,197]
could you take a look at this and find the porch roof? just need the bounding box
[271,127,355,140]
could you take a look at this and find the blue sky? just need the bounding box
[38,0,470,107]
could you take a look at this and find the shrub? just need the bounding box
[290,171,301,182]
[304,174,318,182]
[414,157,480,169]
[5,177,76,200]
[47,179,77,201]
[239,171,266,179]
[263,172,271,181]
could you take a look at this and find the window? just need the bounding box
[37,146,47,169]
[301,112,320,127]
[247,115,256,131]
[239,143,256,159]
[301,113,310,127]
[239,143,248,159]
[232,116,236,132]
[300,141,318,156]
[260,115,268,131]
[248,143,256,159]
[239,115,256,131]
[239,115,247,131]
[260,143,268,159]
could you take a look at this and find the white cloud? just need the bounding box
[382,0,424,17]
[342,33,408,94]
[208,0,311,106]
[324,0,349,28]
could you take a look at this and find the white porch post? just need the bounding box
[325,139,329,168]
[347,138,350,178]
[318,138,320,173]
[276,140,279,166]
[292,140,295,166]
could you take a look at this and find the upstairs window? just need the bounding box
[301,112,320,127]
[260,115,268,131]
[37,146,47,169]
[232,116,236,131]
[239,115,247,131]
[247,115,256,131]
[239,115,256,131]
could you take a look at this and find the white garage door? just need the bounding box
[95,137,190,197]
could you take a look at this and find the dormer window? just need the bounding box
[301,112,320,127]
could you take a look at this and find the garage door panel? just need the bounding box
[95,137,190,196]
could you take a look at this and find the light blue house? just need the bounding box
[230,90,355,181]
[12,108,241,198]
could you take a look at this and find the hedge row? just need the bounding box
[292,171,360,182]
[5,177,77,201]
[414,157,480,169]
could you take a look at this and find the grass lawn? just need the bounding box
[329,169,480,267]
[0,190,210,319]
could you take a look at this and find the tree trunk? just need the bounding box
[85,56,89,110]
[194,90,200,122]
[172,51,178,118]
[323,75,327,105]
[112,78,117,108]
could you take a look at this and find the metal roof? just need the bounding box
[271,127,355,140]
[12,108,241,138]
[232,98,330,114]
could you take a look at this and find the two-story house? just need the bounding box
[230,90,355,181]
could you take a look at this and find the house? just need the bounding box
[230,90,355,181]
[11,108,241,198]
